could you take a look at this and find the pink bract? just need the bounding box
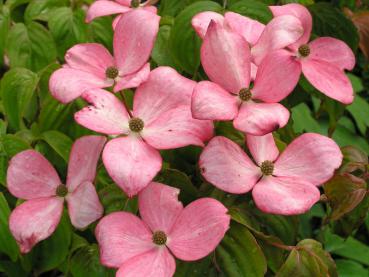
[192,20,299,135]
[269,3,355,104]
[86,0,158,29]
[95,182,230,276]
[7,136,106,253]
[74,67,213,197]
[199,133,343,215]
[49,9,160,103]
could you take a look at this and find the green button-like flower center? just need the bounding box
[152,231,167,245]
[239,88,252,102]
[260,160,274,176]
[56,184,68,197]
[129,118,144,132]
[298,44,310,57]
[131,0,140,8]
[105,66,119,79]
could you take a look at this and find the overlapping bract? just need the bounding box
[7,136,105,253]
[96,182,230,276]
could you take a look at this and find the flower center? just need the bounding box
[260,160,274,176]
[298,44,310,57]
[56,184,68,197]
[129,117,144,132]
[131,0,140,8]
[239,88,252,102]
[105,66,119,79]
[152,231,167,245]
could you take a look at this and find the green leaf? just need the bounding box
[24,0,68,22]
[1,68,39,131]
[308,3,359,51]
[336,259,368,277]
[347,95,369,135]
[88,16,114,52]
[332,123,369,155]
[48,7,88,59]
[159,0,200,17]
[0,7,10,67]
[215,121,245,145]
[6,22,57,71]
[152,25,177,68]
[41,130,73,162]
[228,0,273,23]
[70,244,115,277]
[324,173,367,221]
[168,1,222,75]
[291,103,323,134]
[0,193,19,261]
[347,73,364,93]
[216,223,267,277]
[175,256,213,277]
[0,134,30,158]
[5,0,30,11]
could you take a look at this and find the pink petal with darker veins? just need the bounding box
[233,102,290,136]
[116,248,175,277]
[138,182,183,234]
[269,3,312,51]
[246,133,279,166]
[114,9,160,76]
[7,150,60,199]
[133,67,195,125]
[308,37,355,70]
[114,63,150,92]
[64,43,114,79]
[66,181,103,229]
[102,136,162,197]
[252,49,301,103]
[142,105,213,150]
[274,133,343,186]
[85,0,130,23]
[9,197,64,253]
[199,136,261,194]
[252,176,320,215]
[75,89,130,135]
[201,20,251,94]
[191,81,239,121]
[49,68,109,104]
[252,15,304,65]
[95,212,154,268]
[301,58,354,104]
[66,135,106,191]
[167,198,230,261]
[191,11,225,39]
[225,12,265,45]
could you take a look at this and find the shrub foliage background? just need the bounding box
[0,0,369,276]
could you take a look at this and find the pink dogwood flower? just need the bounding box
[49,9,160,104]
[74,67,213,197]
[191,20,302,135]
[7,136,106,253]
[96,182,230,277]
[269,4,355,104]
[86,0,158,29]
[199,133,343,215]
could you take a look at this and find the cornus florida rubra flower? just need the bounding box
[75,67,213,197]
[7,136,106,253]
[192,10,304,67]
[269,4,355,104]
[86,0,158,29]
[191,20,302,135]
[96,182,230,277]
[199,133,343,215]
[49,9,159,104]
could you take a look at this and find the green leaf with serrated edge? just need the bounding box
[308,3,359,51]
[41,130,73,162]
[0,193,19,261]
[324,173,367,221]
[6,22,57,71]
[24,0,68,22]
[155,168,198,204]
[48,7,88,59]
[216,223,267,277]
[1,68,39,131]
[70,244,115,277]
[168,1,222,75]
[340,145,368,173]
[228,0,272,23]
